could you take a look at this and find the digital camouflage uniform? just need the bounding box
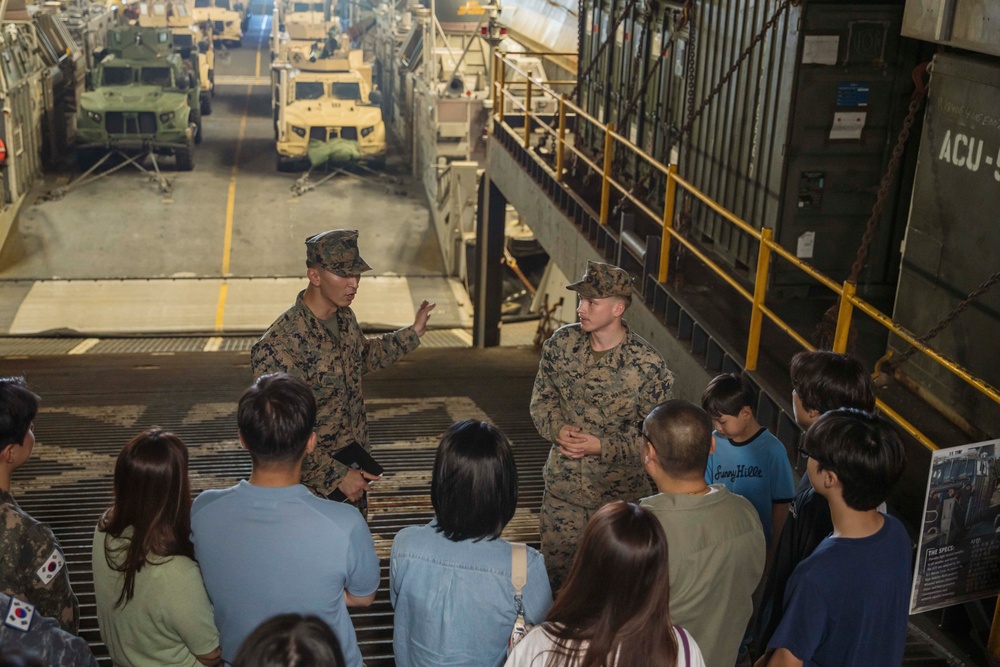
[0,592,96,666]
[250,230,421,497]
[530,262,674,589]
[0,490,80,634]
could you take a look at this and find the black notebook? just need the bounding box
[325,442,383,502]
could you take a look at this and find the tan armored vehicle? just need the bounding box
[192,0,242,46]
[139,0,215,114]
[272,35,386,171]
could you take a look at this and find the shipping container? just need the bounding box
[575,0,923,292]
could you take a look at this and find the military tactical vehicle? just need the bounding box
[139,0,215,115]
[272,29,386,171]
[193,0,243,46]
[76,26,198,170]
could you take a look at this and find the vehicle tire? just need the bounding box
[191,106,203,145]
[368,155,387,170]
[175,140,194,171]
[201,93,212,116]
[276,153,292,172]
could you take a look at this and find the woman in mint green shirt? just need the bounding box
[92,429,221,667]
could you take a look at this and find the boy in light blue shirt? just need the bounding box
[702,373,795,553]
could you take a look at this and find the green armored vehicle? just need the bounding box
[76,26,200,171]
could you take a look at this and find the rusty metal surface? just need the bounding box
[3,346,549,665]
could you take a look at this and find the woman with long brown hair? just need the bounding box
[92,428,221,667]
[505,501,705,667]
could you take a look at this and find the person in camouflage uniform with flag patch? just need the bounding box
[251,230,435,505]
[530,261,674,590]
[0,378,80,635]
[0,592,96,666]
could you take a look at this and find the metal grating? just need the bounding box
[0,338,83,356]
[4,347,549,665]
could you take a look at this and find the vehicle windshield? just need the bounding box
[101,66,133,86]
[295,81,324,100]
[292,2,310,10]
[330,82,361,101]
[194,0,210,7]
[140,67,173,87]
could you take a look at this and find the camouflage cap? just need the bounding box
[305,229,373,276]
[566,261,633,299]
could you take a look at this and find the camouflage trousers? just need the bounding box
[539,492,594,593]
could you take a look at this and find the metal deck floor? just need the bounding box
[3,346,548,665]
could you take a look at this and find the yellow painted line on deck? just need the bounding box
[68,338,101,355]
[216,18,267,332]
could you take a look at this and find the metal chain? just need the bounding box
[847,75,927,283]
[678,0,790,141]
[571,0,640,102]
[815,63,930,348]
[681,2,697,169]
[619,2,690,134]
[619,2,653,131]
[897,270,1000,363]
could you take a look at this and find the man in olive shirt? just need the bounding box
[640,400,765,667]
[251,230,435,503]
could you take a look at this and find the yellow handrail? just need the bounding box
[493,52,1000,449]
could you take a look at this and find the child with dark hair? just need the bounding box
[702,374,795,551]
[757,409,909,667]
[233,614,345,667]
[751,352,878,658]
[390,420,552,667]
[0,377,79,635]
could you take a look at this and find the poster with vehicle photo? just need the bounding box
[910,439,1000,614]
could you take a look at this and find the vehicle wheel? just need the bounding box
[276,154,292,172]
[234,39,243,48]
[368,155,387,170]
[191,106,203,145]
[201,93,212,116]
[175,140,194,171]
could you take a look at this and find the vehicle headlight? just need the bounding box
[86,110,102,122]
[291,126,306,137]
[361,126,374,138]
[226,21,234,25]
[159,111,175,123]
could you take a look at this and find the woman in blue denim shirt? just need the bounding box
[390,420,553,667]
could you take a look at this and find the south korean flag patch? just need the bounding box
[36,548,65,586]
[4,597,35,632]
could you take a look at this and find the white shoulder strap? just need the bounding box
[510,542,528,595]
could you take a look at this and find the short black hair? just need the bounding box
[238,373,316,464]
[0,377,40,449]
[431,420,518,542]
[805,408,905,511]
[644,400,713,479]
[790,351,875,414]
[701,373,756,418]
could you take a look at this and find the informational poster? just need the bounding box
[910,440,1000,614]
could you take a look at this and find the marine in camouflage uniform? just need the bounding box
[251,230,434,500]
[0,378,80,635]
[0,592,96,666]
[530,262,673,589]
